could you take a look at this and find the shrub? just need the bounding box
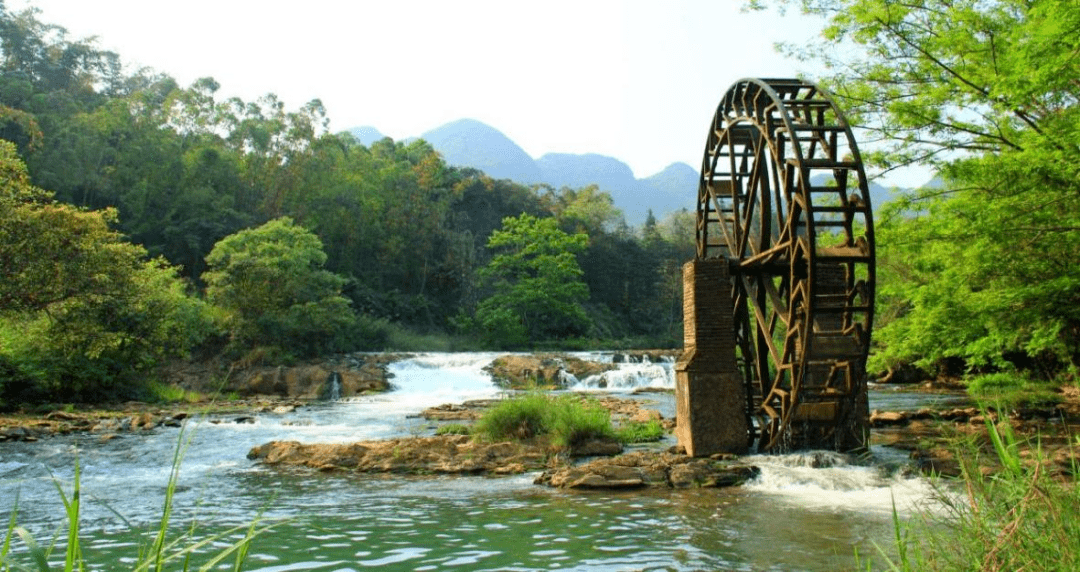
[474,394,551,441]
[546,396,614,448]
[473,394,615,448]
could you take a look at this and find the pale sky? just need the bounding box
[14,1,925,185]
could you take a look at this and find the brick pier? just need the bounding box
[674,259,749,456]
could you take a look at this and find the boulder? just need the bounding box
[869,410,909,427]
[534,450,759,489]
[485,354,616,389]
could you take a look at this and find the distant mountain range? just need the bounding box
[347,119,905,226]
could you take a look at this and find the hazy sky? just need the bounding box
[15,1,865,181]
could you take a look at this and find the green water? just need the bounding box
[30,468,904,572]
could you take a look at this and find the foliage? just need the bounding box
[472,394,616,449]
[869,418,1080,571]
[751,0,1080,376]
[470,214,591,346]
[203,217,356,358]
[0,140,215,402]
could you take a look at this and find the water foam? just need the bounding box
[743,450,938,515]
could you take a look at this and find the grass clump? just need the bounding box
[868,412,1080,571]
[434,423,472,436]
[473,394,615,449]
[146,381,207,404]
[615,419,665,443]
[965,372,1063,409]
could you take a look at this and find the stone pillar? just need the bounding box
[675,259,748,456]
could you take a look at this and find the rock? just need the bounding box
[91,418,120,433]
[908,408,935,420]
[535,451,759,490]
[419,403,483,421]
[0,426,34,442]
[870,410,909,426]
[485,354,617,389]
[232,355,396,399]
[130,412,156,430]
[570,439,624,457]
[630,408,662,424]
[248,435,550,475]
[45,410,85,422]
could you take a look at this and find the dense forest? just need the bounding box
[2,0,1078,405]
[0,3,695,403]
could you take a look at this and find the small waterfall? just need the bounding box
[571,353,675,391]
[557,369,580,386]
[325,371,342,401]
[382,353,502,408]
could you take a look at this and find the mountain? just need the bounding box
[347,119,920,226]
[345,119,697,225]
[536,153,664,224]
[640,162,698,217]
[420,119,541,183]
[347,126,387,146]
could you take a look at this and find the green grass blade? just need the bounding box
[982,407,1022,477]
[12,528,49,572]
[2,495,19,563]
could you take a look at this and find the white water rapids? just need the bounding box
[0,352,948,571]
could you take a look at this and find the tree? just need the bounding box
[751,0,1080,374]
[202,217,356,359]
[471,214,590,346]
[0,141,213,402]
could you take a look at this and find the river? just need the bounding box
[0,353,960,571]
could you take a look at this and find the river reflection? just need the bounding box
[0,353,945,571]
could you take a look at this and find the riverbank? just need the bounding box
[2,353,1078,482]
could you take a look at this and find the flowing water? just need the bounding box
[0,353,951,571]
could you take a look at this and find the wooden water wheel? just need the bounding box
[697,78,875,452]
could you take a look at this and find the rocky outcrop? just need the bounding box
[534,450,759,489]
[248,435,552,475]
[247,435,758,490]
[0,408,192,442]
[416,395,675,431]
[484,354,617,389]
[233,354,399,399]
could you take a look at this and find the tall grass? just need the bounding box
[0,425,276,572]
[473,394,615,448]
[868,412,1080,571]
